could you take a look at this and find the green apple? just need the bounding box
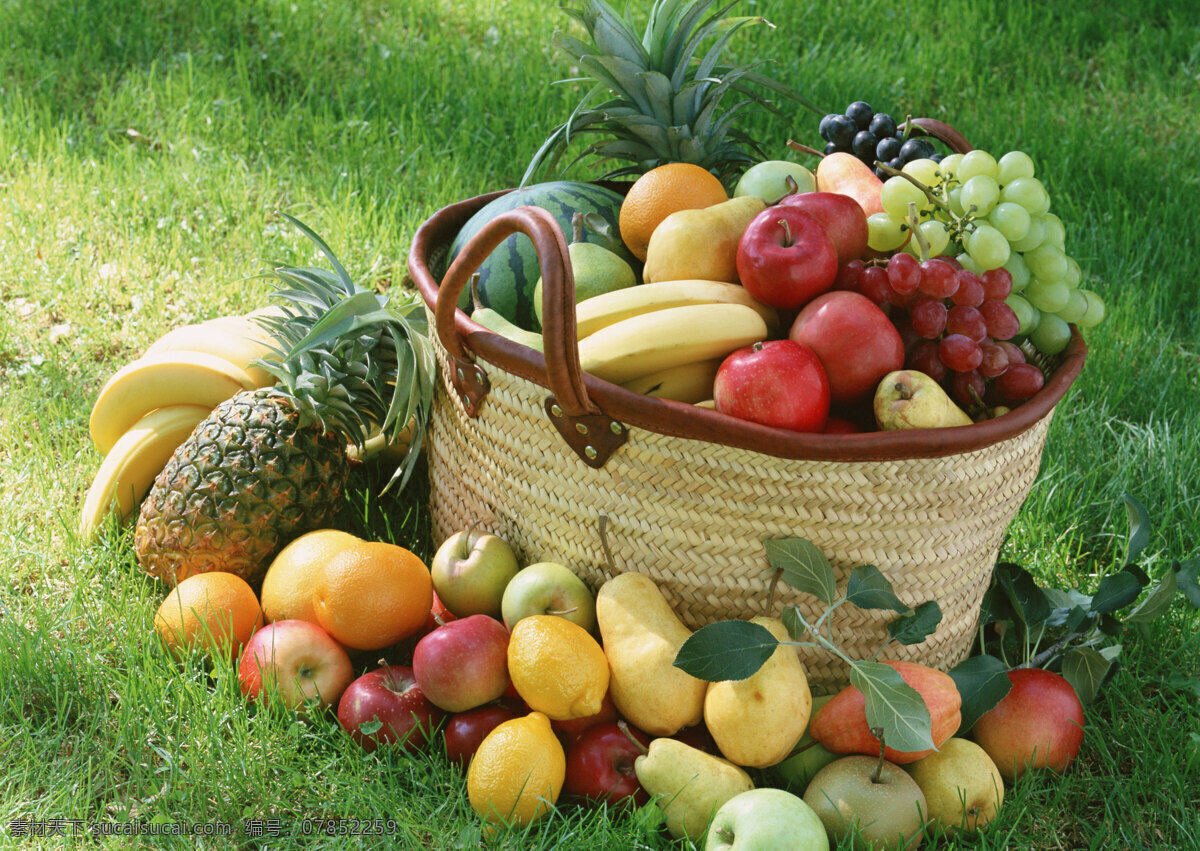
[706,787,828,850]
[734,160,817,204]
[500,561,596,632]
[904,738,1004,833]
[803,755,927,850]
[429,529,520,618]
[772,694,837,794]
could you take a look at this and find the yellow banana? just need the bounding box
[145,315,280,388]
[89,351,255,454]
[620,358,723,404]
[694,399,717,410]
[78,404,212,542]
[574,279,779,340]
[578,303,769,385]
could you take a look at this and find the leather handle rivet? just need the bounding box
[584,445,598,460]
[550,404,564,418]
[576,423,589,435]
[610,422,624,435]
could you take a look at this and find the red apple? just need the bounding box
[971,668,1085,782]
[412,614,511,713]
[238,619,354,712]
[714,340,830,433]
[778,191,870,265]
[789,291,905,406]
[337,664,443,753]
[443,704,519,767]
[563,721,652,807]
[736,205,838,310]
[552,690,619,745]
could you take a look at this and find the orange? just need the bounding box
[154,572,263,660]
[467,712,565,831]
[260,529,361,624]
[312,540,432,651]
[618,162,729,261]
[507,615,610,720]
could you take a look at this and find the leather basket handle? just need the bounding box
[435,205,628,466]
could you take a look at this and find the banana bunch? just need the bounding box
[78,313,280,542]
[574,281,774,390]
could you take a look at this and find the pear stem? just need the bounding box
[571,212,583,244]
[469,273,484,313]
[786,138,825,159]
[870,727,887,784]
[617,719,648,755]
[598,513,617,574]
[766,566,783,616]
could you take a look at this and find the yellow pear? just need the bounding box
[642,196,765,284]
[595,572,707,736]
[874,369,974,430]
[704,616,813,768]
[904,737,1005,833]
[634,737,755,842]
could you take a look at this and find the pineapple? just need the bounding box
[134,216,435,586]
[522,0,820,188]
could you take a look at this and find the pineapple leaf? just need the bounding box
[277,213,357,295]
[640,71,676,125]
[589,6,648,68]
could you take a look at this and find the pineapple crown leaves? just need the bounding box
[251,213,436,493]
[522,0,821,187]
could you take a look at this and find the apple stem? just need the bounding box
[870,727,887,784]
[617,719,648,755]
[784,174,799,196]
[786,138,825,159]
[777,217,793,247]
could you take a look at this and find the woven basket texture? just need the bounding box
[423,306,1053,694]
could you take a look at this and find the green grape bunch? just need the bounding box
[865,149,1105,358]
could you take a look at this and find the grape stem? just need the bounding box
[876,161,945,209]
[907,202,930,262]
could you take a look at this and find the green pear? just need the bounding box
[803,754,927,850]
[704,617,812,768]
[634,737,754,842]
[642,195,765,284]
[595,572,707,736]
[534,213,636,327]
[904,738,1004,833]
[873,369,974,430]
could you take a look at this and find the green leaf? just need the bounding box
[1122,494,1152,565]
[357,719,384,736]
[781,605,808,642]
[1061,647,1114,705]
[765,538,837,606]
[846,565,914,615]
[1127,569,1179,624]
[1044,587,1093,628]
[673,620,778,682]
[887,601,943,646]
[1089,571,1144,614]
[949,654,1013,734]
[849,661,935,753]
[1164,675,1200,699]
[995,561,1052,626]
[1176,557,1200,609]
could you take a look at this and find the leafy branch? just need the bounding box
[673,538,945,753]
[972,494,1200,705]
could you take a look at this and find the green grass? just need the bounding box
[2,0,1198,847]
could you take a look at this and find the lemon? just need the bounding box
[467,712,565,830]
[507,615,609,720]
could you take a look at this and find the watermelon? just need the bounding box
[447,181,636,332]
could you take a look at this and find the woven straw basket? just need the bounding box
[407,122,1086,694]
